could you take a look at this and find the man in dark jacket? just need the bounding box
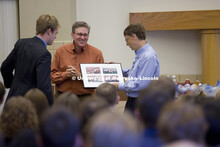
[0,14,60,105]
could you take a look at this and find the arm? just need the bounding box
[36,52,53,105]
[0,41,19,88]
[50,52,69,84]
[119,56,159,92]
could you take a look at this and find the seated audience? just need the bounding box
[95,83,120,110]
[157,102,207,147]
[84,110,139,147]
[0,96,38,146]
[39,107,80,147]
[136,80,173,147]
[24,88,49,118]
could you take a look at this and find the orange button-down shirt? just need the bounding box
[51,42,104,95]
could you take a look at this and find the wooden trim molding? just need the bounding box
[130,10,220,30]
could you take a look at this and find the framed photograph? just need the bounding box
[79,63,124,88]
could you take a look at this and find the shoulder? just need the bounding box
[86,44,103,54]
[56,43,73,53]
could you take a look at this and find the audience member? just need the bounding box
[202,99,220,146]
[80,97,108,139]
[0,96,38,145]
[0,133,4,147]
[148,75,176,100]
[51,21,104,100]
[136,84,173,147]
[39,107,80,147]
[9,129,38,147]
[24,88,49,118]
[157,102,207,146]
[53,92,80,118]
[95,83,120,108]
[84,110,139,147]
[1,14,60,105]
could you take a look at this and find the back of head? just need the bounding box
[85,110,139,147]
[148,75,175,100]
[158,102,207,144]
[0,96,38,138]
[123,23,146,40]
[24,88,49,118]
[53,92,80,117]
[95,83,117,105]
[40,108,79,147]
[72,21,90,33]
[202,99,220,146]
[0,81,5,103]
[36,14,60,35]
[137,85,173,128]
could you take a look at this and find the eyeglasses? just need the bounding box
[76,33,89,37]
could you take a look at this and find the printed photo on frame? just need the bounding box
[79,63,124,88]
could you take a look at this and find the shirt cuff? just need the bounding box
[118,83,125,91]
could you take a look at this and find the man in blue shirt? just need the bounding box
[114,23,160,113]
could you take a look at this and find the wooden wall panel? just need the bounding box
[130,10,220,30]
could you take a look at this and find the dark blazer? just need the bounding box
[0,36,53,105]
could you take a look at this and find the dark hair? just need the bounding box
[137,86,172,128]
[36,14,60,35]
[0,81,5,103]
[40,108,80,147]
[96,83,117,105]
[158,102,207,144]
[203,99,220,146]
[72,21,90,33]
[123,23,146,40]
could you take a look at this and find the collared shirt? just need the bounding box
[119,43,160,98]
[51,41,104,95]
[35,35,47,48]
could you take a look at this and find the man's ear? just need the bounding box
[131,34,138,40]
[46,28,52,35]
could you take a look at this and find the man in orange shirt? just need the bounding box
[51,21,104,100]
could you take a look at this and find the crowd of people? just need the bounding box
[0,77,220,147]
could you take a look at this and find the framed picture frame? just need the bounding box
[79,63,124,88]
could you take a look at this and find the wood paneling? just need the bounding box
[130,10,220,30]
[201,30,220,85]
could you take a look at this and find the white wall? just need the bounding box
[76,0,220,74]
[19,0,76,40]
[0,0,18,114]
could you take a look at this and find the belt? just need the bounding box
[127,96,137,100]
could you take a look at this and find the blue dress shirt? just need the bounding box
[118,43,160,98]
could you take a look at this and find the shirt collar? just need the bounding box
[35,35,47,48]
[135,43,149,58]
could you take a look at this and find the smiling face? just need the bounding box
[71,27,89,49]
